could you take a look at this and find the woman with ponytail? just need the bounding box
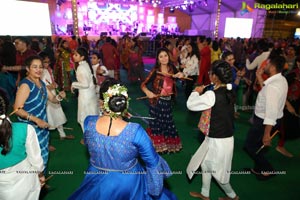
[0,88,44,200]
[69,78,177,200]
[71,47,99,140]
[186,60,239,200]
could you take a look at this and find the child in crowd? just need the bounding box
[90,51,109,98]
[40,52,74,141]
[71,48,99,144]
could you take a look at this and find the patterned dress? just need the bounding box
[69,116,177,200]
[17,78,49,166]
[141,66,182,153]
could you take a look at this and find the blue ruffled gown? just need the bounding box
[69,116,177,200]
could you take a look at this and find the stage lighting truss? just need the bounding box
[165,0,208,13]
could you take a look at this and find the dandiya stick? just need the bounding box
[194,83,212,88]
[203,84,212,88]
[129,115,155,120]
[9,105,24,116]
[45,175,54,182]
[156,71,193,81]
[48,127,73,130]
[255,130,279,154]
[294,113,300,118]
[46,79,68,102]
[136,93,173,100]
[125,110,155,121]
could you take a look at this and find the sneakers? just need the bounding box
[276,146,293,157]
[189,192,210,200]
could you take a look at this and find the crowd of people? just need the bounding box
[0,33,300,199]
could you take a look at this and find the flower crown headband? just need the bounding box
[103,84,129,119]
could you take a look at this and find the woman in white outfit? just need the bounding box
[71,48,99,141]
[186,60,239,200]
[180,42,200,98]
[0,89,44,200]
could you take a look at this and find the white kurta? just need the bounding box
[0,125,44,200]
[41,69,67,128]
[186,91,234,184]
[72,61,99,130]
[181,54,199,76]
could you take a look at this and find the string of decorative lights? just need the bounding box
[71,0,79,36]
[214,0,221,38]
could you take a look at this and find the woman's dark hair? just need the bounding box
[211,60,233,84]
[163,40,172,49]
[100,78,127,113]
[14,36,29,46]
[99,78,120,100]
[155,47,172,68]
[108,95,127,113]
[91,51,102,61]
[76,47,97,85]
[39,51,49,60]
[99,78,128,136]
[59,40,71,53]
[187,42,200,60]
[221,51,233,60]
[211,60,235,104]
[24,55,42,67]
[0,88,12,155]
[212,40,219,51]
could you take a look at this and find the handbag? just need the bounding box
[198,108,211,135]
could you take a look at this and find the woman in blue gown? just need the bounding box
[69,78,177,200]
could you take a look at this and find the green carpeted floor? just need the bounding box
[42,67,300,200]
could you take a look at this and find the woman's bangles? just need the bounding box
[56,94,63,102]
